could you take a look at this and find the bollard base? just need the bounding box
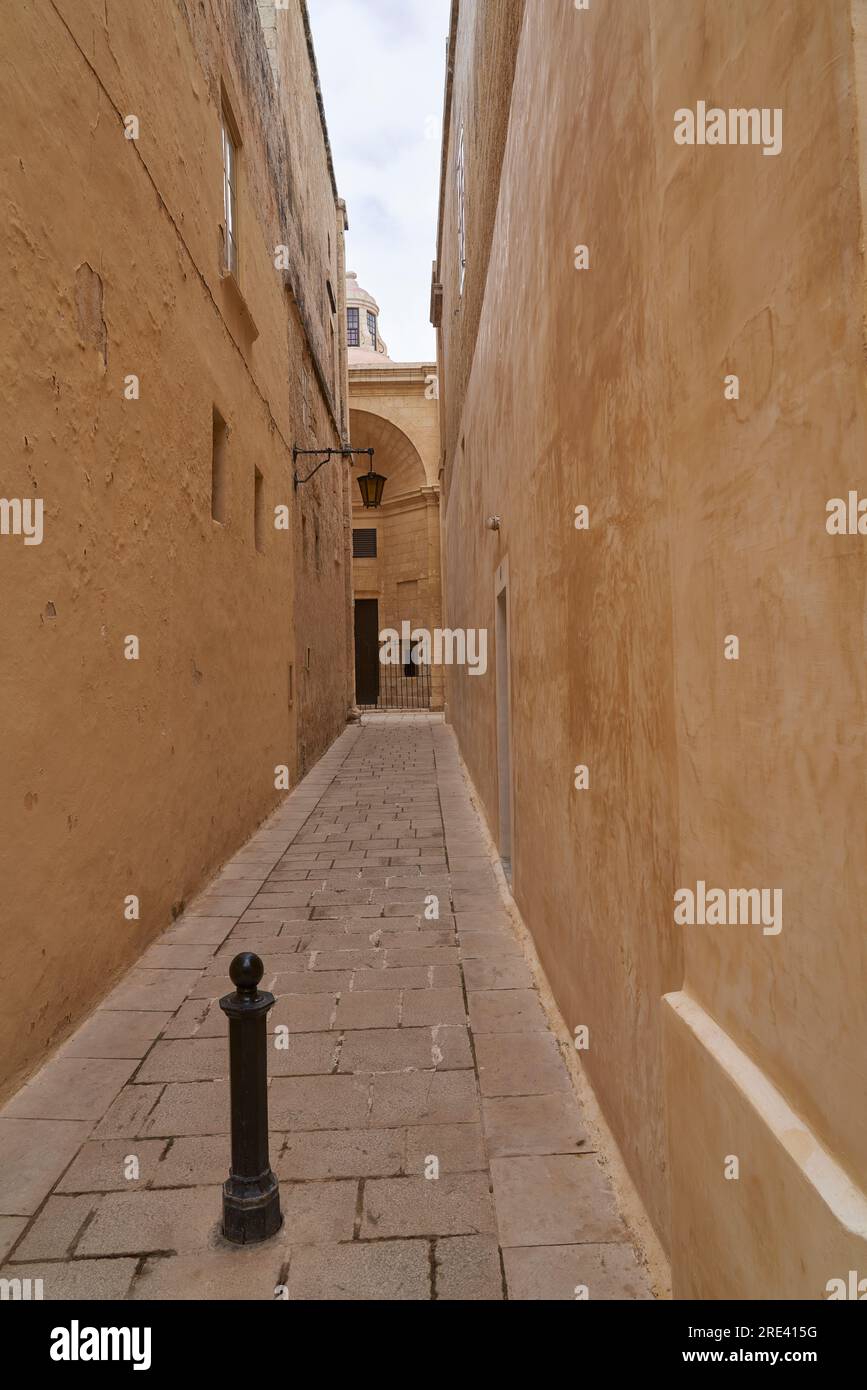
[222,1172,282,1245]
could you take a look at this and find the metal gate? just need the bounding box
[358,661,432,711]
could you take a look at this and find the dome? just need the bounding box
[346,272,379,313]
[346,272,391,363]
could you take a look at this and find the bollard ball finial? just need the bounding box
[229,952,264,993]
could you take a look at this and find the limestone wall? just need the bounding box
[0,0,350,1098]
[437,0,867,1295]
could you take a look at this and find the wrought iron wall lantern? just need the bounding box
[293,446,388,510]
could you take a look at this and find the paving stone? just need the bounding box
[187,974,234,1000]
[503,1243,654,1300]
[302,917,387,936]
[449,870,498,891]
[369,1070,481,1127]
[312,949,384,969]
[301,927,390,950]
[404,1123,486,1175]
[142,1081,229,1137]
[386,947,460,968]
[102,969,202,1012]
[56,1139,165,1193]
[269,1074,372,1130]
[269,993,336,1032]
[187,896,257,917]
[452,892,503,910]
[150,1135,228,1187]
[491,1155,625,1247]
[458,931,522,960]
[240,911,311,922]
[0,1217,27,1262]
[468,988,548,1034]
[278,1128,403,1180]
[284,1239,430,1301]
[362,1174,494,1238]
[277,1180,357,1244]
[0,1259,137,1300]
[210,875,271,892]
[132,1248,285,1300]
[431,1025,474,1070]
[217,935,304,958]
[136,1039,228,1083]
[60,1010,173,1058]
[161,998,220,1039]
[2,1058,138,1121]
[163,918,235,945]
[138,943,217,970]
[310,889,374,906]
[400,987,466,1027]
[339,1028,435,1073]
[435,1235,503,1300]
[381,930,455,950]
[13,1194,98,1259]
[224,921,287,940]
[250,891,315,909]
[482,1093,588,1156]
[76,1186,222,1255]
[474,1033,570,1097]
[352,966,429,991]
[269,1033,337,1076]
[463,957,534,991]
[92,1085,162,1139]
[311,905,383,920]
[270,970,350,995]
[0,1119,92,1216]
[335,990,401,1030]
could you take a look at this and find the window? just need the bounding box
[367,311,377,350]
[221,110,239,276]
[456,124,466,295]
[254,467,265,553]
[347,307,359,347]
[352,527,377,559]
[211,408,228,523]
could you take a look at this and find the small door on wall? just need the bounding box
[354,599,380,706]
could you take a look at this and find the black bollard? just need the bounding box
[219,952,282,1243]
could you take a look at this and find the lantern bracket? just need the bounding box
[293,446,374,489]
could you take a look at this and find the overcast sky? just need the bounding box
[308,0,450,362]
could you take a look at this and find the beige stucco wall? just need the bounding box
[437,0,867,1295]
[0,0,350,1100]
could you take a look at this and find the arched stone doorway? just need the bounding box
[349,406,443,711]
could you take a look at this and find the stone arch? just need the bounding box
[350,409,428,502]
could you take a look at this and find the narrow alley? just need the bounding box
[0,717,654,1301]
[5,0,865,1336]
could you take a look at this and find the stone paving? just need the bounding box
[0,715,653,1300]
